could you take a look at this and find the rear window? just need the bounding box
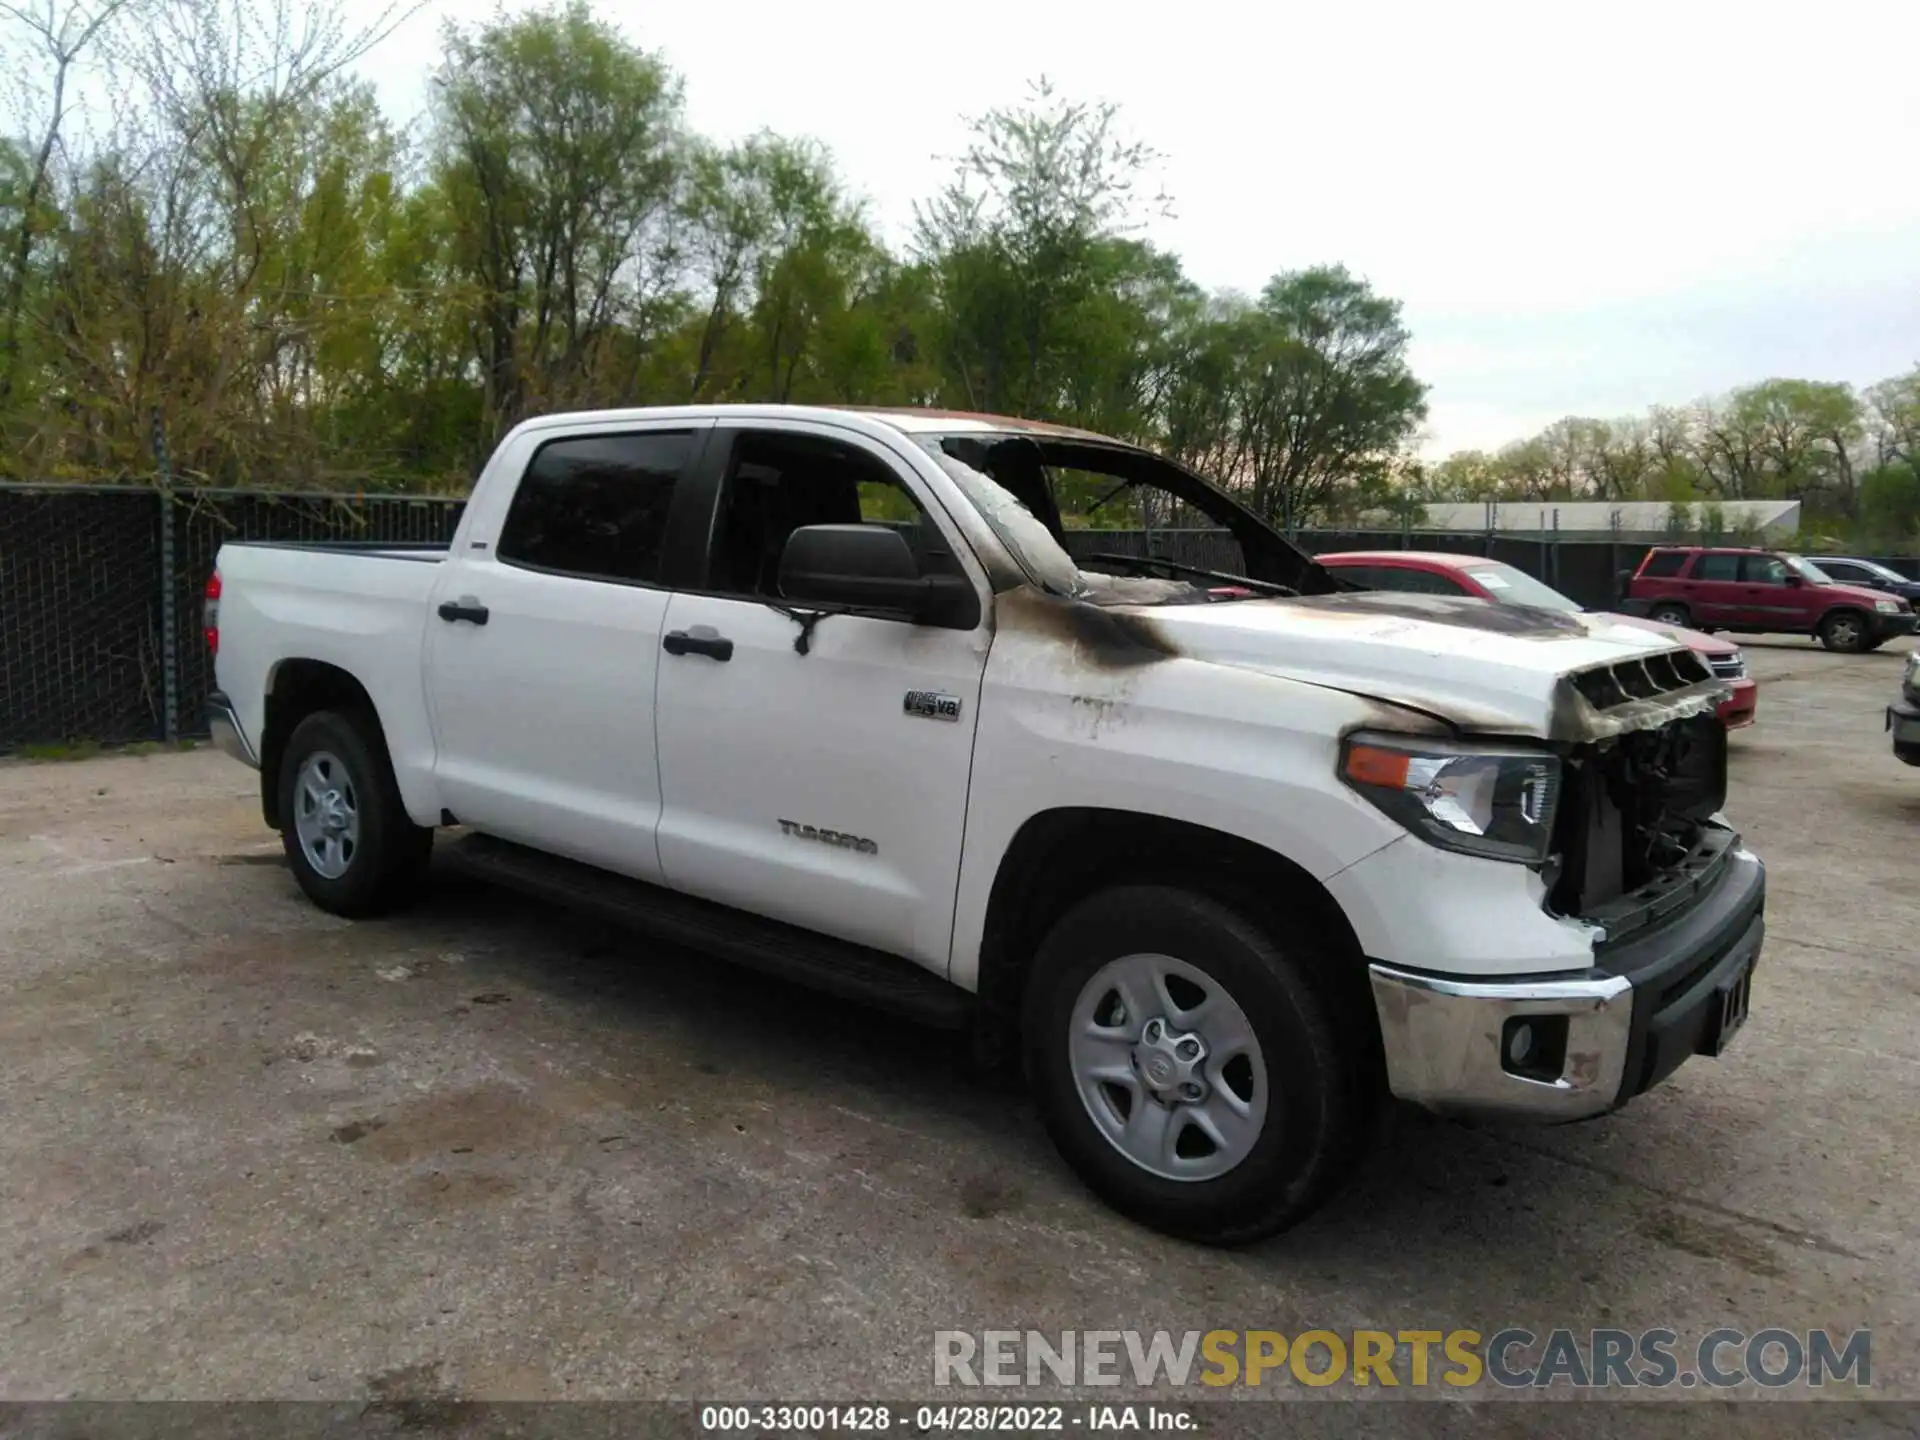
[1370,565,1471,596]
[1639,551,1688,578]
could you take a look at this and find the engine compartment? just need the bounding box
[1547,713,1729,925]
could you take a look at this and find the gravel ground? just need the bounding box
[1,635,1915,1433]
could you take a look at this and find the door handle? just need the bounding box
[663,629,733,661]
[437,599,490,625]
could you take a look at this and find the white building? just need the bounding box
[1409,499,1802,540]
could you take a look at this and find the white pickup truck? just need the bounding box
[205,404,1765,1243]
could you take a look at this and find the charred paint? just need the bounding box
[993,586,1178,670]
[1286,590,1591,638]
[1544,674,1730,744]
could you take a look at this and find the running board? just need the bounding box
[443,833,975,1030]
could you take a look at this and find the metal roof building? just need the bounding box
[1410,500,1802,539]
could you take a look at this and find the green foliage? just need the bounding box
[0,0,1908,554]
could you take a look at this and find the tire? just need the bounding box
[1022,884,1377,1245]
[1649,603,1691,627]
[277,708,433,917]
[1818,610,1869,653]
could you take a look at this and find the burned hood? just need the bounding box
[1132,590,1731,743]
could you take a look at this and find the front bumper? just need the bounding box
[1888,695,1920,766]
[206,690,259,769]
[1369,836,1765,1121]
[1869,611,1919,640]
[1717,677,1757,729]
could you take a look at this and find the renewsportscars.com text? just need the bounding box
[933,1328,1871,1391]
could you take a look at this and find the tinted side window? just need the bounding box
[497,431,695,584]
[708,430,963,600]
[1639,551,1688,578]
[1819,561,1865,581]
[1692,553,1741,582]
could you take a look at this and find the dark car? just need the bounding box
[1890,650,1920,767]
[1625,545,1917,653]
[1805,556,1920,607]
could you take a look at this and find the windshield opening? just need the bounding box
[1460,563,1583,613]
[914,432,1317,606]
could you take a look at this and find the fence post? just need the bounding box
[1609,510,1621,604]
[152,409,178,744]
[1550,508,1561,590]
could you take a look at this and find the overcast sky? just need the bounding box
[285,0,1920,453]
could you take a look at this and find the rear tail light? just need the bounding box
[204,570,221,655]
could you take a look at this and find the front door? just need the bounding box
[1738,552,1812,630]
[651,422,992,973]
[1683,550,1746,626]
[424,422,713,880]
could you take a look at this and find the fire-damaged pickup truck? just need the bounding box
[202,405,1765,1244]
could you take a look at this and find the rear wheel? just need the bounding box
[1022,884,1376,1245]
[277,709,432,916]
[1818,610,1869,653]
[1649,603,1691,627]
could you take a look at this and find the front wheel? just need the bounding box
[1022,884,1376,1245]
[278,708,432,917]
[1649,603,1692,627]
[1818,610,1869,653]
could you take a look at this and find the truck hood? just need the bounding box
[1138,591,1729,743]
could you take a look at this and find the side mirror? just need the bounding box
[1783,573,1803,587]
[778,524,978,628]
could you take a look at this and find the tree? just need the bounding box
[1865,367,1920,470]
[432,0,684,438]
[1225,266,1427,528]
[0,0,135,403]
[914,76,1169,422]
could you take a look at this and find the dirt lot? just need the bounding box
[2,636,1917,1427]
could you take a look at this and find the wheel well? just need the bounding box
[1820,605,1867,626]
[258,660,382,828]
[972,808,1375,1069]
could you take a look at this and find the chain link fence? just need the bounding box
[3,485,465,750]
[5,485,1919,751]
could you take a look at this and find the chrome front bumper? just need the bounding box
[1369,965,1632,1120]
[206,690,259,769]
[1369,842,1766,1122]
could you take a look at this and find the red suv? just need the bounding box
[1626,546,1917,653]
[1315,551,1758,728]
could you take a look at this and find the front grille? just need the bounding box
[1571,649,1714,711]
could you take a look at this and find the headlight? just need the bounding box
[1905,650,1920,698]
[1876,599,1900,613]
[1340,733,1561,864]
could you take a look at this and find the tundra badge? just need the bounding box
[904,690,962,722]
[778,819,878,855]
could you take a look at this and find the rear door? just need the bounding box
[423,421,714,879]
[650,420,993,973]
